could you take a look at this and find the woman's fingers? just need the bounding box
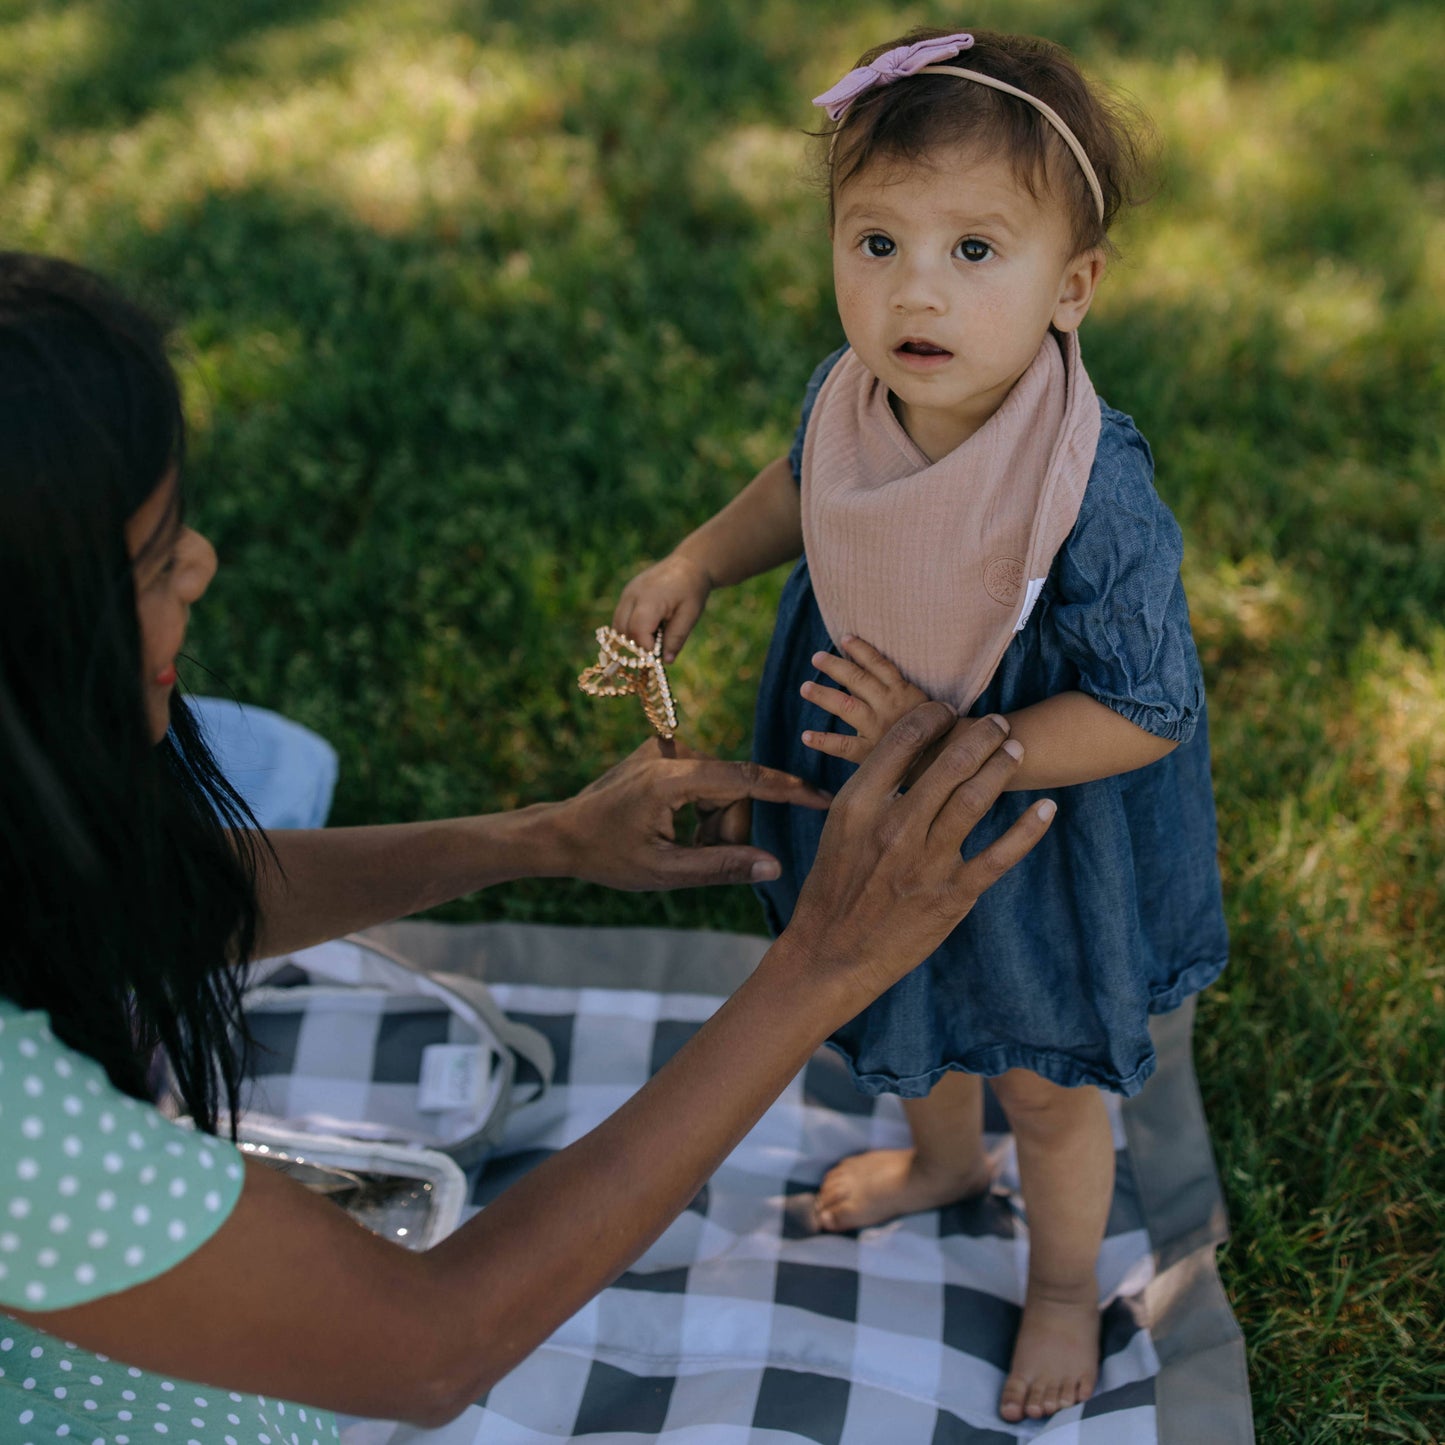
[562,743,830,892]
[901,714,1014,822]
[951,797,1057,904]
[839,701,958,806]
[900,719,1057,902]
[694,797,752,847]
[783,701,1039,1000]
[649,842,783,887]
[670,757,833,814]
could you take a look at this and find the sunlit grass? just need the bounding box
[4,0,1443,1435]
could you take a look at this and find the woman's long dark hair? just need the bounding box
[0,252,262,1134]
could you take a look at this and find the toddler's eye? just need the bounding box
[861,234,896,259]
[956,238,992,262]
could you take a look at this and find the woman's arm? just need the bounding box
[250,742,832,959]
[6,708,1053,1426]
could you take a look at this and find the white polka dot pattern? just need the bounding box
[0,1003,244,1313]
[0,1001,337,1444]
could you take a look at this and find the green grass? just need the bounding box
[4,1,1443,1436]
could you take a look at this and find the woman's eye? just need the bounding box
[956,238,992,262]
[861,234,895,259]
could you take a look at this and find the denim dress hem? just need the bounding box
[830,1041,1160,1100]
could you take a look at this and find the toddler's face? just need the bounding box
[831,143,1102,461]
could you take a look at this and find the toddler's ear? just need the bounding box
[1052,248,1106,334]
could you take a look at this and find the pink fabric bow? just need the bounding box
[812,33,975,121]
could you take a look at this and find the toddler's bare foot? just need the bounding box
[997,1279,1100,1422]
[813,1147,991,1232]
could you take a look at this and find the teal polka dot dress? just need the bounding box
[0,999,338,1444]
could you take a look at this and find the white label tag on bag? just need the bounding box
[417,1044,490,1112]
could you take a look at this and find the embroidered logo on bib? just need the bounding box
[984,556,1025,606]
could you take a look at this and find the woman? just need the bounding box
[0,252,1053,1439]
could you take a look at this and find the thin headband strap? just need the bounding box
[916,64,1106,222]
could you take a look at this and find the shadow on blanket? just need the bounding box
[340,921,1251,1445]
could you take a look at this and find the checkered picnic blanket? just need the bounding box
[342,980,1181,1444]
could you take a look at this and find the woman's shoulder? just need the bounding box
[0,996,246,1313]
[0,994,69,1069]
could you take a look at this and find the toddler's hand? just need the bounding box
[613,553,713,663]
[801,636,931,765]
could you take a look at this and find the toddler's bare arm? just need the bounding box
[998,692,1176,788]
[614,456,801,661]
[803,639,1175,788]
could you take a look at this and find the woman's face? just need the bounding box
[123,474,218,743]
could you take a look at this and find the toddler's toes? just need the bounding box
[997,1284,1099,1422]
[997,1375,1028,1423]
[813,1147,991,1233]
[812,1169,854,1231]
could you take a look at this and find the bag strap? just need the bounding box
[338,935,555,1159]
[432,970,554,1110]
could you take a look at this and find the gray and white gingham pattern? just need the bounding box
[240,959,505,1151]
[346,983,1167,1444]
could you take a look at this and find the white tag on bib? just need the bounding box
[417,1044,489,1112]
[1014,577,1048,634]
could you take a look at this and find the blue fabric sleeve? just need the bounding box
[1050,407,1205,742]
[787,347,849,484]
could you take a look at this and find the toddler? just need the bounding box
[613,28,1226,1423]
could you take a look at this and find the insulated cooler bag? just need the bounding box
[228,934,554,1249]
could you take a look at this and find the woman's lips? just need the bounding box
[153,663,177,687]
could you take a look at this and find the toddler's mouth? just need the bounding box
[896,340,952,358]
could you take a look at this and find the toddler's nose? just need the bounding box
[890,258,948,314]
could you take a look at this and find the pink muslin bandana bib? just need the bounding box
[800,331,1101,712]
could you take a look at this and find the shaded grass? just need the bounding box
[3,0,1443,1436]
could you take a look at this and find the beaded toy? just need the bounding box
[577,626,679,740]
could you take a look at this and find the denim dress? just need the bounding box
[752,350,1228,1098]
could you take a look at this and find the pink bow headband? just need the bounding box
[813,32,1106,223]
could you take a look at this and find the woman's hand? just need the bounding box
[801,634,929,764]
[547,737,829,890]
[612,553,714,663]
[784,703,1055,1004]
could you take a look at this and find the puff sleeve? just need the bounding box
[1048,408,1205,743]
[0,1002,246,1313]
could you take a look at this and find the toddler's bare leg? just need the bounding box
[814,1069,991,1231]
[992,1069,1113,1422]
